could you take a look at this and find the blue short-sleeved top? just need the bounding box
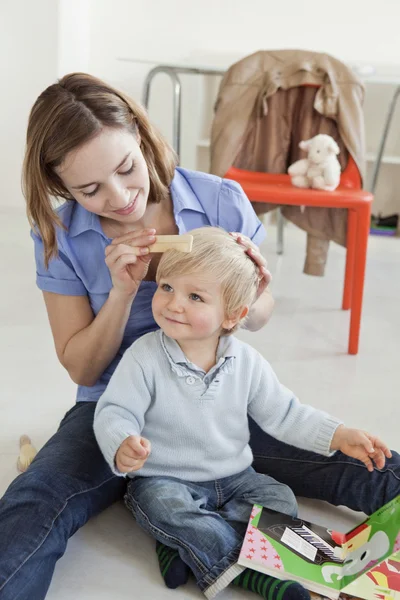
[32,167,265,401]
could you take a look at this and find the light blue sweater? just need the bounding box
[94,330,341,481]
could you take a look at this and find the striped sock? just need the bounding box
[233,569,311,600]
[156,541,190,589]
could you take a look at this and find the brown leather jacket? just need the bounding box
[210,50,366,275]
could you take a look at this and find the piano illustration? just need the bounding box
[256,508,344,566]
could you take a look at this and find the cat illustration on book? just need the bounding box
[321,528,390,582]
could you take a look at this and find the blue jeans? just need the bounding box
[0,402,399,600]
[125,467,297,598]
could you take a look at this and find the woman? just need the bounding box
[0,73,398,600]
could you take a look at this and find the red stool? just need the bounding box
[225,155,373,354]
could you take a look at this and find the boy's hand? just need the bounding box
[115,435,151,474]
[330,425,392,472]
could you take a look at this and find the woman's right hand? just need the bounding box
[105,228,156,297]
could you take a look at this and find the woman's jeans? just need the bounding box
[0,402,399,600]
[125,467,297,598]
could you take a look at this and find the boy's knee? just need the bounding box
[128,479,192,518]
[280,485,298,517]
[260,482,298,517]
[130,478,168,500]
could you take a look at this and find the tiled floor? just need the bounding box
[1,206,399,599]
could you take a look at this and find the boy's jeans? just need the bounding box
[125,466,297,599]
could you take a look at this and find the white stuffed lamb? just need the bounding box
[288,134,341,191]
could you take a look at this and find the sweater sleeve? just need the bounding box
[248,356,342,456]
[94,348,152,475]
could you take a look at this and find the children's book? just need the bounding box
[238,495,400,600]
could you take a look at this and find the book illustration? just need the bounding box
[321,529,389,583]
[343,537,400,600]
[322,503,400,587]
[311,551,400,600]
[367,552,400,590]
[255,507,343,566]
[240,506,284,572]
[239,496,400,600]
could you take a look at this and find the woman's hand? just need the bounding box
[105,229,156,297]
[230,233,271,299]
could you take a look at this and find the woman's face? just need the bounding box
[56,127,150,225]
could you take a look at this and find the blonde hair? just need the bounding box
[156,227,260,334]
[22,72,177,267]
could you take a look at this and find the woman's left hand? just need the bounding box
[230,233,271,299]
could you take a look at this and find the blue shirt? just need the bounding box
[32,167,266,402]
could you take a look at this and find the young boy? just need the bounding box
[94,227,391,600]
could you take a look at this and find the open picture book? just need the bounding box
[238,495,400,600]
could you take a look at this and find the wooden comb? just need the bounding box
[150,234,193,253]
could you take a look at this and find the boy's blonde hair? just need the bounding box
[156,227,260,334]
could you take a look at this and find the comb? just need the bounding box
[150,234,193,253]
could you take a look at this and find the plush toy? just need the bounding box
[288,134,341,191]
[17,435,37,472]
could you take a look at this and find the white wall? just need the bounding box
[85,0,400,212]
[58,0,91,76]
[87,0,400,68]
[0,1,58,208]
[3,0,400,211]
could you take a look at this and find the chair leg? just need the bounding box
[277,208,284,255]
[342,209,357,310]
[348,205,371,354]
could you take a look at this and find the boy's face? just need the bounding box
[152,271,236,343]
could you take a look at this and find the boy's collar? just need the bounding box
[159,330,237,376]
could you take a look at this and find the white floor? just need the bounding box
[1,206,399,599]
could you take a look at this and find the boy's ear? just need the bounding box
[222,306,249,331]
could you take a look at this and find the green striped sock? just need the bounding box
[233,569,310,600]
[156,541,190,589]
